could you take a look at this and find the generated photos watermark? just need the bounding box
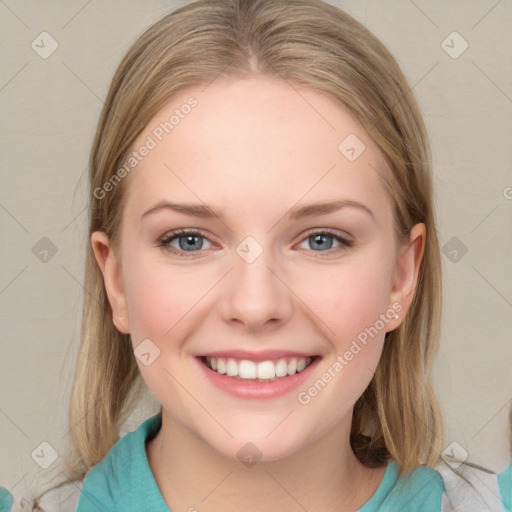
[297,301,403,405]
[93,96,198,200]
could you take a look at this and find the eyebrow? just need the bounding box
[141,199,374,222]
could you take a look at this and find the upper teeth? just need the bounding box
[206,356,313,380]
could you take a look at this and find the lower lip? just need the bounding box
[196,356,321,399]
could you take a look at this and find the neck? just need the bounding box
[146,410,386,512]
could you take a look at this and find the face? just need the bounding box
[92,75,424,462]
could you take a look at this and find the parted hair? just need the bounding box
[31,0,447,507]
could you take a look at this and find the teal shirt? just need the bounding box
[2,415,511,510]
[0,486,13,512]
[75,413,445,512]
[499,461,512,511]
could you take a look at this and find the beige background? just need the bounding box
[1,0,511,502]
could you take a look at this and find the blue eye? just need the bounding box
[159,230,212,257]
[298,230,352,252]
[159,229,352,258]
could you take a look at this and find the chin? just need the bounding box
[205,432,305,465]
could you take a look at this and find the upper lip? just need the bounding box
[196,350,318,362]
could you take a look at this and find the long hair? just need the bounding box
[32,0,446,505]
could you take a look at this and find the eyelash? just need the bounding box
[158,228,353,258]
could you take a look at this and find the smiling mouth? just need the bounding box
[199,355,319,382]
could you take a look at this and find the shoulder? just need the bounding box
[497,461,512,510]
[0,486,13,512]
[359,461,444,511]
[76,414,162,512]
[363,459,511,512]
[436,459,511,511]
[389,463,445,510]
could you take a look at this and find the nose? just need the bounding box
[219,241,293,333]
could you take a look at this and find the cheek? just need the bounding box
[342,275,389,336]
[301,257,393,342]
[295,257,392,403]
[123,255,202,343]
[122,257,201,406]
[296,264,391,411]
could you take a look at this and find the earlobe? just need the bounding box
[90,231,130,334]
[387,223,426,330]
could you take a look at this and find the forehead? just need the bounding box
[123,75,392,226]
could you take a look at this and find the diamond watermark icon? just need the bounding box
[442,236,468,263]
[32,237,58,263]
[441,31,468,59]
[338,134,366,162]
[236,442,263,468]
[236,236,263,264]
[31,441,59,469]
[134,338,161,366]
[31,32,59,59]
[442,441,469,469]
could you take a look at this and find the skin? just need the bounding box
[92,75,425,511]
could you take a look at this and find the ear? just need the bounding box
[385,222,426,332]
[91,231,130,334]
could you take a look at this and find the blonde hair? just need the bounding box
[40,0,446,501]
